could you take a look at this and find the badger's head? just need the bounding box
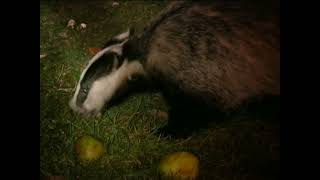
[69,29,145,117]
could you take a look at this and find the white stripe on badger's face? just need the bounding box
[80,59,145,116]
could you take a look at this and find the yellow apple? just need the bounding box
[74,135,104,162]
[159,152,199,179]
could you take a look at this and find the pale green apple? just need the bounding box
[159,152,199,180]
[75,135,104,162]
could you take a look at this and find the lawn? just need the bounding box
[40,1,280,179]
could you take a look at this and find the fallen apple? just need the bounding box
[159,151,199,180]
[74,135,104,162]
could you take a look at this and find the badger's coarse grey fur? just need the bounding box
[69,1,280,119]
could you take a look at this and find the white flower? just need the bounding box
[112,2,119,7]
[67,19,76,29]
[80,23,87,29]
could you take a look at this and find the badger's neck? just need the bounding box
[124,1,188,62]
[122,36,146,61]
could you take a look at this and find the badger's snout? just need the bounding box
[68,98,86,114]
[69,98,102,117]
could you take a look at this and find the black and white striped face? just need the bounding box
[69,30,145,117]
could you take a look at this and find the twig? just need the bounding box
[40,54,47,59]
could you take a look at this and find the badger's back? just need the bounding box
[145,1,280,110]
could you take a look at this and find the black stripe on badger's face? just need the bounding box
[76,52,124,107]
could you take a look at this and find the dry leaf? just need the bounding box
[88,48,102,55]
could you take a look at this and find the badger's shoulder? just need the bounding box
[143,1,279,110]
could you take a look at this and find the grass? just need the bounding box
[40,1,280,179]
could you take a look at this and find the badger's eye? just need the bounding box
[82,88,88,94]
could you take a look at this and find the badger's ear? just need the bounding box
[113,28,134,41]
[104,28,135,48]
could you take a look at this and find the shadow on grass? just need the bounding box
[157,94,280,139]
[104,78,280,139]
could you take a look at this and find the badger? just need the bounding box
[69,1,280,134]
